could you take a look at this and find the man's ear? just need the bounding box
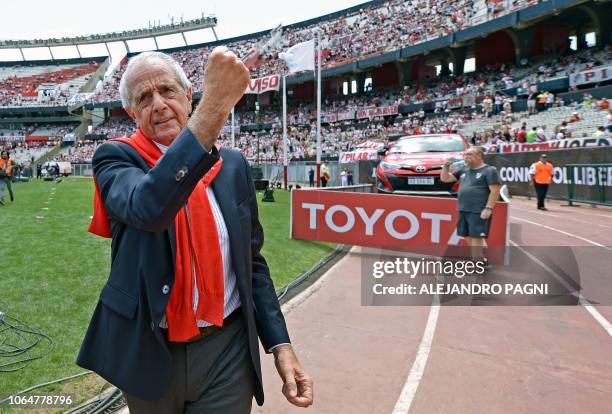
[125,108,136,121]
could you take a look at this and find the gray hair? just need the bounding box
[469,146,485,158]
[119,51,192,109]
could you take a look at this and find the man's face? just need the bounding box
[464,149,481,168]
[125,60,192,145]
[540,156,547,163]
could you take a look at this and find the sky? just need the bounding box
[0,0,366,61]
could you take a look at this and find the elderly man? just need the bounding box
[78,49,313,413]
[441,146,501,261]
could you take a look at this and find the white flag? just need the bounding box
[279,40,315,73]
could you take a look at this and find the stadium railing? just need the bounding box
[566,163,612,206]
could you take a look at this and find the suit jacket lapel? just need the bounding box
[211,153,246,281]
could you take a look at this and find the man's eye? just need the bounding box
[162,88,177,97]
[138,94,151,106]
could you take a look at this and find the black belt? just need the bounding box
[162,307,242,343]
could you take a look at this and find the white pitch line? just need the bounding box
[510,241,612,337]
[391,290,440,414]
[511,216,612,250]
[511,207,612,229]
[281,246,356,314]
[511,198,612,220]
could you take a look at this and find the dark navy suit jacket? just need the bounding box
[77,128,290,405]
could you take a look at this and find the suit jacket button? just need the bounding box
[150,321,155,331]
[175,170,185,181]
[181,166,188,173]
[162,285,170,294]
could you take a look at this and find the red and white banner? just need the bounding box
[245,74,281,94]
[322,113,338,123]
[569,65,611,86]
[339,150,380,163]
[499,136,612,153]
[291,191,509,260]
[339,140,384,163]
[356,105,399,119]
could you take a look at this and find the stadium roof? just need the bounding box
[0,15,218,61]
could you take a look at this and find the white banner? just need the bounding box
[221,124,240,134]
[320,110,355,123]
[355,140,384,149]
[569,65,611,86]
[498,136,612,153]
[0,135,24,142]
[245,74,281,94]
[337,110,355,121]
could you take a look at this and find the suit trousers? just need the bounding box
[534,183,549,209]
[123,313,256,414]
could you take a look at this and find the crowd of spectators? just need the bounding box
[88,0,569,104]
[0,0,599,115]
[53,140,106,164]
[467,95,611,153]
[91,118,135,138]
[0,62,100,107]
[216,109,477,162]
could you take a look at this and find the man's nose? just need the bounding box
[151,91,167,112]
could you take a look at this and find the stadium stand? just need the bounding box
[0,61,101,107]
[52,140,104,164]
[91,118,134,139]
[87,0,568,104]
[1,0,611,165]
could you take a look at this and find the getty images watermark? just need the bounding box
[370,257,547,296]
[359,247,598,306]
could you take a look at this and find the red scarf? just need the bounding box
[88,129,225,342]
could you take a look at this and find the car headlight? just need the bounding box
[380,161,402,170]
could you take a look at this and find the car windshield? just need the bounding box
[390,136,466,153]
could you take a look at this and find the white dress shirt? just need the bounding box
[155,142,241,328]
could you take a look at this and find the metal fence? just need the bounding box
[69,161,376,188]
[71,164,94,177]
[566,163,612,206]
[260,161,375,187]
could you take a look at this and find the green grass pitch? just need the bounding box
[0,178,334,403]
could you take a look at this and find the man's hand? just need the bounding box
[480,207,492,220]
[188,46,250,150]
[273,344,314,408]
[440,157,458,183]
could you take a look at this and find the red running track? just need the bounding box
[255,196,612,414]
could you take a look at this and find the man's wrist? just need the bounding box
[484,206,493,211]
[187,110,227,150]
[271,343,293,356]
